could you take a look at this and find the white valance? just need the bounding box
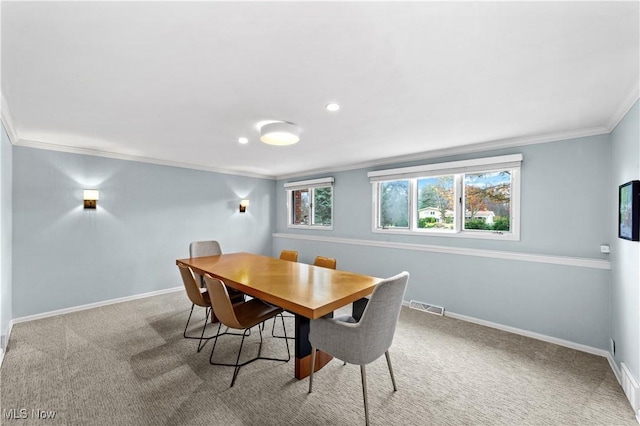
[367,154,522,182]
[284,177,334,191]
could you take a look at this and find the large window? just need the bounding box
[368,155,521,240]
[285,177,334,229]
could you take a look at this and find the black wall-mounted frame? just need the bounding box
[619,180,640,241]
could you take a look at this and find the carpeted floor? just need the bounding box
[0,291,636,425]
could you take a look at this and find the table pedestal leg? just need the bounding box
[294,315,332,379]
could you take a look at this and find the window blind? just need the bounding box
[367,154,522,182]
[284,177,334,191]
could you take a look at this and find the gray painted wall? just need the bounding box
[12,146,276,318]
[611,100,640,379]
[1,123,12,349]
[274,135,612,350]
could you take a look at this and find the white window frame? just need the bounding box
[368,154,521,241]
[285,177,334,230]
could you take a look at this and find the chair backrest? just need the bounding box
[279,250,298,262]
[189,240,222,258]
[313,256,336,270]
[189,241,223,287]
[177,263,210,307]
[204,274,243,329]
[354,271,409,364]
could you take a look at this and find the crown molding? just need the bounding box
[13,138,276,180]
[274,125,610,180]
[606,82,640,132]
[5,85,636,182]
[0,95,19,144]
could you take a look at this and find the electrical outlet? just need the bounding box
[601,244,610,254]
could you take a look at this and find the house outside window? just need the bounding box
[368,154,522,240]
[285,177,334,229]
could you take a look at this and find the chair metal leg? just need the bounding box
[183,303,196,338]
[271,313,295,339]
[309,346,316,393]
[196,307,211,352]
[385,350,397,391]
[230,329,250,387]
[209,323,224,363]
[280,313,291,358]
[184,304,220,352]
[271,314,277,335]
[360,365,370,426]
[209,320,291,388]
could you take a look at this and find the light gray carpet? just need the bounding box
[1,291,636,425]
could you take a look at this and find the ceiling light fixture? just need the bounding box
[260,122,301,146]
[326,103,340,112]
[238,137,249,144]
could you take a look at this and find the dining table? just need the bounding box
[176,252,383,379]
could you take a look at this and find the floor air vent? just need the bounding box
[409,300,444,316]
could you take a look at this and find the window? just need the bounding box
[379,180,409,229]
[368,154,521,240]
[418,175,454,230]
[285,177,334,229]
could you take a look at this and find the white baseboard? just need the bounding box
[2,287,183,368]
[621,363,640,420]
[402,301,610,357]
[11,286,183,325]
[444,310,610,358]
[402,302,640,421]
[0,319,13,369]
[607,353,622,385]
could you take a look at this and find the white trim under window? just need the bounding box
[368,155,522,240]
[285,177,334,230]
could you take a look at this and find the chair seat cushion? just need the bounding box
[333,314,358,324]
[234,299,283,329]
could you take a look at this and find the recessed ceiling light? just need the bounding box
[326,103,340,112]
[238,137,249,144]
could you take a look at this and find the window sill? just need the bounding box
[372,228,520,241]
[287,225,334,231]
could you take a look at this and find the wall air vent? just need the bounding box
[409,300,444,316]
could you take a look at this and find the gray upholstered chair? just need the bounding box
[308,271,409,426]
[204,274,291,387]
[189,240,223,259]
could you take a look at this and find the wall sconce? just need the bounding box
[83,189,99,209]
[239,199,250,213]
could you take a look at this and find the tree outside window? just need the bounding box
[380,180,409,228]
[464,172,511,231]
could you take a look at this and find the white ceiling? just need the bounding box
[2,1,638,179]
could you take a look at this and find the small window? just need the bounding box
[285,177,334,229]
[368,154,521,240]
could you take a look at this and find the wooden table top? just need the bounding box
[176,252,382,319]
